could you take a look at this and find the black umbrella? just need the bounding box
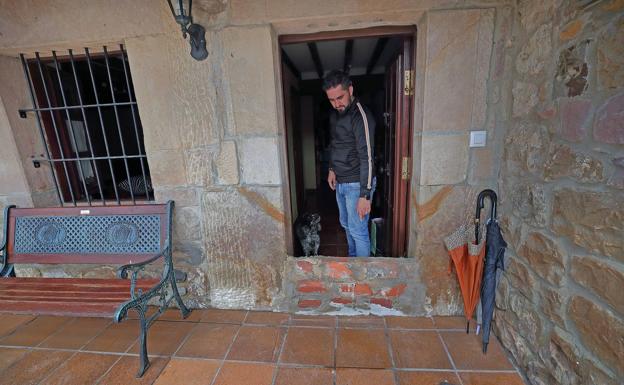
[475,189,507,353]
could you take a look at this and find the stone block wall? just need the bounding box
[496,1,624,384]
[125,25,287,309]
[408,5,515,315]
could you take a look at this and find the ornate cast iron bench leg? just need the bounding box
[170,271,190,319]
[136,305,150,378]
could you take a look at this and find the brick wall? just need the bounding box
[279,257,427,315]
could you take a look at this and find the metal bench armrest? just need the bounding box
[116,249,168,280]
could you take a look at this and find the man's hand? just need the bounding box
[327,170,336,190]
[356,197,371,219]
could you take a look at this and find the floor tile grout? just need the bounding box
[35,345,81,385]
[383,316,400,385]
[35,316,78,349]
[437,330,464,385]
[92,354,125,385]
[269,313,291,385]
[207,311,247,385]
[171,319,201,358]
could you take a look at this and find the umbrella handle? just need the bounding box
[475,189,498,240]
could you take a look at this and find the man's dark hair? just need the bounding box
[322,70,352,91]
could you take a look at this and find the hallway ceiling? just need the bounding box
[282,37,403,80]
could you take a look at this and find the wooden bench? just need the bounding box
[0,201,189,377]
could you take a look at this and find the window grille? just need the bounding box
[18,45,152,206]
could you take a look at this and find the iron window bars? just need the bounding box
[19,45,152,206]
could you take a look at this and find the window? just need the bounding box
[19,45,151,206]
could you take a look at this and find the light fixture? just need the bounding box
[167,0,208,61]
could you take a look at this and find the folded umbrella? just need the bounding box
[475,189,507,353]
[444,223,485,333]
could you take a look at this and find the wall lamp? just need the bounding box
[167,0,209,61]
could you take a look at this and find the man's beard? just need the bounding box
[336,99,352,115]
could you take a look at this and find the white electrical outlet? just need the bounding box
[470,131,487,147]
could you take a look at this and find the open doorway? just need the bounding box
[280,27,415,258]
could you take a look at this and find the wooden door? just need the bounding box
[384,37,414,257]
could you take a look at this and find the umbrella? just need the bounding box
[475,189,507,353]
[444,221,486,333]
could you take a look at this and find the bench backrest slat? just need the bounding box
[6,203,171,265]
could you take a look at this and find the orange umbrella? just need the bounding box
[444,224,485,332]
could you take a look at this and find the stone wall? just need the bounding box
[125,26,287,309]
[496,1,624,384]
[409,6,514,314]
[0,56,57,209]
[0,95,33,217]
[0,0,514,313]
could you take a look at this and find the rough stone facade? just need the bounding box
[497,1,624,384]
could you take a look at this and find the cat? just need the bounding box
[294,213,321,257]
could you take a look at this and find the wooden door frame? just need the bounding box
[279,26,416,44]
[278,25,416,257]
[391,37,414,257]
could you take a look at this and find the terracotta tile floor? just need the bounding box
[0,310,527,385]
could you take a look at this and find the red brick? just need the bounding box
[383,284,407,298]
[297,280,327,293]
[298,299,322,309]
[341,284,354,293]
[354,283,373,296]
[371,298,393,308]
[331,297,353,305]
[328,262,353,279]
[297,261,313,273]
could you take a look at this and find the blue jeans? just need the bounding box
[336,178,376,257]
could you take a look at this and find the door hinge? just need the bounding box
[403,70,414,96]
[401,156,410,180]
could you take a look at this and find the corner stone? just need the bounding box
[568,296,624,377]
[597,17,624,90]
[557,98,592,142]
[512,82,539,117]
[543,144,603,183]
[240,137,281,185]
[571,256,624,315]
[552,189,624,261]
[517,232,566,286]
[593,92,624,144]
[216,140,239,185]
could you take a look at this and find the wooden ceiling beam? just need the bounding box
[307,42,324,79]
[366,37,389,75]
[343,39,354,74]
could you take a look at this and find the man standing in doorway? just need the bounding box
[323,70,376,257]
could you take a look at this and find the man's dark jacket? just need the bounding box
[329,98,375,198]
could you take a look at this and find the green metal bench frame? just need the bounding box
[0,200,189,377]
